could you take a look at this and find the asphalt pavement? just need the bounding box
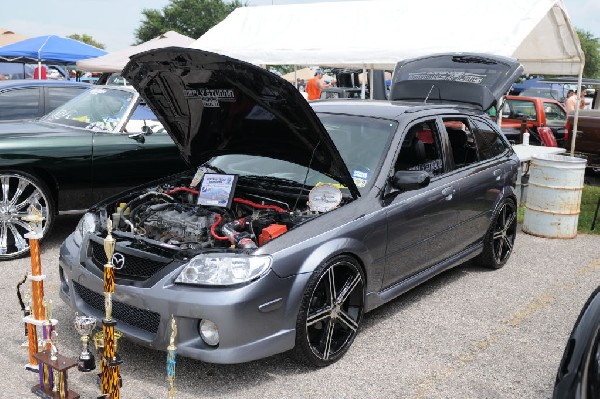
[1,214,599,399]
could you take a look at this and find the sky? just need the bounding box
[3,0,599,52]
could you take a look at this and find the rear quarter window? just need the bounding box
[472,118,509,160]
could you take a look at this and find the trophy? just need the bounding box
[166,315,178,399]
[74,313,97,372]
[99,219,123,399]
[21,205,47,372]
[32,329,80,399]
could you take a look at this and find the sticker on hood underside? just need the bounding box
[184,88,236,108]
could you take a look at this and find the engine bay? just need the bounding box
[104,172,347,251]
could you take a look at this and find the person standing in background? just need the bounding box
[305,69,331,100]
[33,65,47,79]
[565,89,577,112]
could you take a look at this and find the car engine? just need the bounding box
[106,176,328,251]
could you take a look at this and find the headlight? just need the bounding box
[174,254,272,286]
[73,212,98,247]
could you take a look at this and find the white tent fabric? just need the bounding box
[189,0,583,75]
[77,31,194,72]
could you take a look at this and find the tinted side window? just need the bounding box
[395,119,444,177]
[472,118,509,160]
[442,117,478,168]
[46,86,86,113]
[0,87,40,120]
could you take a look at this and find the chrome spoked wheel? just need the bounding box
[299,257,364,365]
[0,173,51,259]
[491,201,517,265]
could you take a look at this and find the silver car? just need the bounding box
[59,50,521,366]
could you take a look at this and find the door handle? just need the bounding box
[442,186,455,200]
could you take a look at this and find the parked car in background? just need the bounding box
[500,95,567,145]
[552,285,600,399]
[0,85,186,259]
[564,109,600,170]
[0,79,90,120]
[59,50,520,366]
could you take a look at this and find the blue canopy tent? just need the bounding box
[0,35,107,78]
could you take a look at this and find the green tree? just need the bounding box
[577,29,600,78]
[135,0,245,44]
[67,34,105,49]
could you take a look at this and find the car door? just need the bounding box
[443,115,513,247]
[90,109,187,202]
[382,117,463,288]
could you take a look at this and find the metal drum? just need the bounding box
[523,154,587,238]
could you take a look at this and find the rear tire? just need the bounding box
[0,171,54,260]
[476,199,517,269]
[293,255,365,367]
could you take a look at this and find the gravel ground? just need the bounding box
[1,215,598,399]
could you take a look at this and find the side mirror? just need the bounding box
[128,132,145,143]
[390,170,430,191]
[141,125,154,136]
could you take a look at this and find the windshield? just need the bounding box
[208,113,397,193]
[41,87,136,131]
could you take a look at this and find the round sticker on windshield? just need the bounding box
[352,170,369,188]
[308,184,342,213]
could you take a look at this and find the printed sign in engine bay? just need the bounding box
[184,88,236,107]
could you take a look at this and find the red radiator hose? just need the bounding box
[164,187,199,195]
[233,198,286,213]
[210,214,229,241]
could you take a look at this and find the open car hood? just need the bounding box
[123,47,359,198]
[390,53,523,110]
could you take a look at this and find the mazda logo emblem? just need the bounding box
[111,253,125,269]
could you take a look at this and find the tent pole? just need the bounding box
[361,66,366,100]
[570,63,585,157]
[369,65,374,100]
[294,66,297,89]
[37,60,41,79]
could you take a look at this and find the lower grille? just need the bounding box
[73,281,161,334]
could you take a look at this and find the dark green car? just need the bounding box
[0,85,186,259]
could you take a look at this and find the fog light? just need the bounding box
[199,319,219,346]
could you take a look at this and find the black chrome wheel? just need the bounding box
[295,256,364,366]
[477,199,517,269]
[0,172,53,259]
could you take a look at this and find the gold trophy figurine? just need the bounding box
[100,218,122,399]
[166,315,178,399]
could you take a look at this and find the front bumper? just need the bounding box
[59,233,310,364]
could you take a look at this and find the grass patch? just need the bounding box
[518,185,600,235]
[578,184,600,234]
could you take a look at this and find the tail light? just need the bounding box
[564,118,571,142]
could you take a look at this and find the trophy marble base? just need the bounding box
[32,350,80,399]
[31,384,80,399]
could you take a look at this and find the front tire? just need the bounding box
[294,255,365,367]
[0,171,54,259]
[476,199,517,269]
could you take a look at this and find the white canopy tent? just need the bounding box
[189,0,585,154]
[77,31,194,73]
[189,0,582,75]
